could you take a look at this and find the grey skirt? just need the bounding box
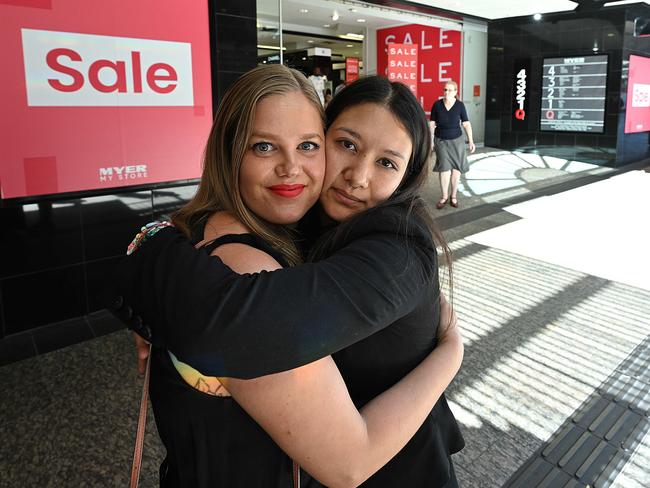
[433,135,469,173]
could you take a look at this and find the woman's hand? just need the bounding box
[437,292,463,354]
[133,332,150,375]
[468,141,476,154]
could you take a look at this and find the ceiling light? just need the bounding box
[340,33,364,40]
[357,19,366,23]
[604,1,641,6]
[332,10,340,21]
[533,13,542,21]
[347,44,354,47]
[323,24,331,28]
[257,44,287,51]
[308,40,314,43]
[299,9,309,14]
[302,57,307,60]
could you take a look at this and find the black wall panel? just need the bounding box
[487,5,650,166]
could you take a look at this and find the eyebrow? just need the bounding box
[335,126,406,161]
[251,131,323,140]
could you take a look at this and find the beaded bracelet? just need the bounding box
[126,221,174,255]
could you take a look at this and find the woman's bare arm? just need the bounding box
[462,120,475,153]
[210,243,463,487]
[225,323,462,487]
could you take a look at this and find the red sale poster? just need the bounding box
[0,0,213,199]
[377,24,461,115]
[387,44,418,97]
[625,54,650,134]
[345,57,359,83]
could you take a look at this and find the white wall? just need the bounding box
[365,26,378,76]
[461,27,487,144]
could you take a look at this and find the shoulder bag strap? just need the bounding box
[130,343,152,488]
[293,460,301,488]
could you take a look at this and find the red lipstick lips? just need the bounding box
[268,184,305,198]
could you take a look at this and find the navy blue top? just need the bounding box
[430,99,468,140]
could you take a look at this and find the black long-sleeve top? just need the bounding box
[109,205,438,378]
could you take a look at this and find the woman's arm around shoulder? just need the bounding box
[223,294,464,488]
[109,206,439,378]
[196,232,459,486]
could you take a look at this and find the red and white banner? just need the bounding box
[625,55,650,134]
[345,57,359,83]
[0,0,212,199]
[377,24,461,114]
[387,44,418,97]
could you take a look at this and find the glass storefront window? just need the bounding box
[257,0,283,65]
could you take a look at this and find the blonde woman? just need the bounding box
[430,80,475,209]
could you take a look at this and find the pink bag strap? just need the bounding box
[130,343,152,488]
[293,460,301,488]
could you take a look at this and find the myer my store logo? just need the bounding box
[99,165,148,182]
[21,29,194,106]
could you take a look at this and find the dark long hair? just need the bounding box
[313,76,453,295]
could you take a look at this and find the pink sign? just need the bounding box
[625,55,650,134]
[345,57,359,83]
[377,25,461,113]
[0,0,213,199]
[387,44,418,97]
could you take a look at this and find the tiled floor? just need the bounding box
[1,150,648,487]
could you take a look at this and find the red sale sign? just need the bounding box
[346,57,359,83]
[625,55,650,134]
[0,0,213,199]
[377,25,461,114]
[387,44,418,97]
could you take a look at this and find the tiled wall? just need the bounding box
[0,184,198,339]
[486,5,650,166]
[0,0,257,341]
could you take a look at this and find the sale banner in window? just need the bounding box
[345,57,359,83]
[377,24,461,115]
[0,0,213,199]
[387,44,418,98]
[625,55,650,134]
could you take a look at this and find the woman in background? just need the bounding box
[430,80,475,209]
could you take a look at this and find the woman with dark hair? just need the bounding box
[116,72,464,487]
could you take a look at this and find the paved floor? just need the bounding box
[1,149,648,487]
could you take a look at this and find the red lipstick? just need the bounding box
[268,184,305,198]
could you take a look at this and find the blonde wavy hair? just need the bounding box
[172,65,325,265]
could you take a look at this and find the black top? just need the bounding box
[108,204,464,487]
[430,99,468,140]
[108,205,438,378]
[149,233,295,487]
